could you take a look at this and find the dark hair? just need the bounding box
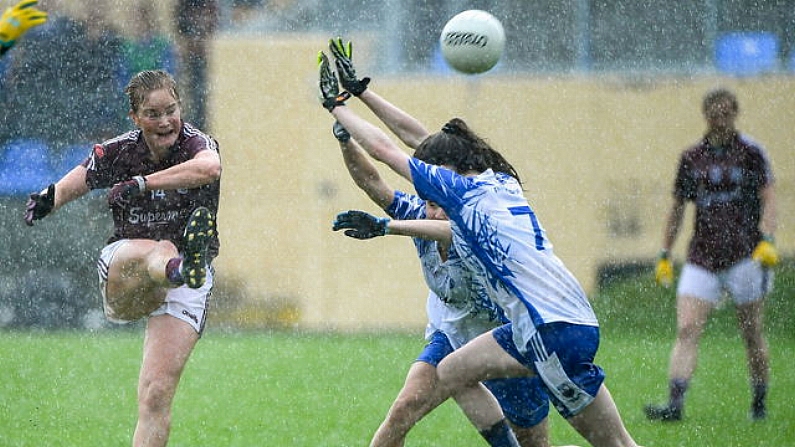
[124,70,180,113]
[414,118,522,184]
[702,88,738,115]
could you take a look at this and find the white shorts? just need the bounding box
[677,258,773,305]
[97,240,213,334]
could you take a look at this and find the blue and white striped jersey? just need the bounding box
[409,159,598,355]
[387,190,504,349]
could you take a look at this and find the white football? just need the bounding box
[440,10,505,74]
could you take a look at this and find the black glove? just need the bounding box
[329,37,370,96]
[108,176,146,207]
[333,210,390,239]
[333,121,351,143]
[318,51,350,112]
[24,183,55,226]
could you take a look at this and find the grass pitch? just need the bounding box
[1,262,793,446]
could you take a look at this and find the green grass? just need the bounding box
[0,261,793,446]
[1,330,794,446]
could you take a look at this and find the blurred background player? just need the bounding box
[24,69,221,447]
[646,88,777,422]
[0,0,47,57]
[174,0,218,131]
[0,0,127,146]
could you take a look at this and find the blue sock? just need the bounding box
[479,419,519,447]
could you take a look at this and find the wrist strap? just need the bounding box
[762,234,775,243]
[378,217,391,235]
[659,249,670,260]
[133,175,147,192]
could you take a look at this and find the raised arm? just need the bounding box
[329,38,430,149]
[333,121,394,210]
[319,52,412,182]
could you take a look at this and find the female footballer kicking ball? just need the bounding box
[25,69,221,447]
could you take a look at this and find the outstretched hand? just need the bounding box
[333,210,390,239]
[318,51,349,112]
[24,183,55,226]
[0,0,48,52]
[329,37,370,96]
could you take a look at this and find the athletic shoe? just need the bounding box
[181,207,215,289]
[644,404,682,421]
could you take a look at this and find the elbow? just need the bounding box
[199,158,222,182]
[207,162,222,181]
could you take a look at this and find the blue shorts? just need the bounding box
[418,331,550,427]
[492,322,605,418]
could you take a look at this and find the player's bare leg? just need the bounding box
[104,240,180,321]
[567,385,637,447]
[437,332,534,447]
[513,419,549,447]
[736,299,769,419]
[370,361,443,447]
[133,315,199,447]
[646,294,712,421]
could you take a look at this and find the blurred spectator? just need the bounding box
[0,0,127,148]
[229,0,264,25]
[175,0,218,131]
[122,0,176,82]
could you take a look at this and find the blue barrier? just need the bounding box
[0,139,53,196]
[715,32,779,76]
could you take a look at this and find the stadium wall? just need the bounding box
[208,36,794,330]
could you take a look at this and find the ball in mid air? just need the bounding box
[440,10,505,75]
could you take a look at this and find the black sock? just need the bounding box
[752,382,767,408]
[670,378,689,409]
[479,419,519,447]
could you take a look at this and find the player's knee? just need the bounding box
[138,378,176,414]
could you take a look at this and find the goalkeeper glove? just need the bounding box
[0,0,47,55]
[24,183,55,226]
[752,236,779,267]
[332,210,390,239]
[329,37,370,96]
[655,249,674,287]
[318,51,350,112]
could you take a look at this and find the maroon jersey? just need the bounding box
[674,133,772,271]
[83,123,221,260]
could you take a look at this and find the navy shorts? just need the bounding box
[492,322,605,418]
[418,331,550,427]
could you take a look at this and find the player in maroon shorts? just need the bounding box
[646,88,778,422]
[24,70,221,447]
